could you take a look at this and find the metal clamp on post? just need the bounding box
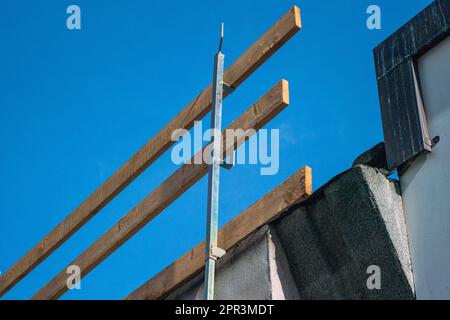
[220,149,235,170]
[206,246,227,262]
[223,83,235,93]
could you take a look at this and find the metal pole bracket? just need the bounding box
[209,246,226,261]
[223,83,235,93]
[220,150,235,170]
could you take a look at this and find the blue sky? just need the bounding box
[0,0,432,299]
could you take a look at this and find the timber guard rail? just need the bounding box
[0,6,312,300]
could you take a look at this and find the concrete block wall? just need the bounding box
[167,165,414,300]
[166,226,299,300]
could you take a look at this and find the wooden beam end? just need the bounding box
[302,165,313,197]
[280,79,290,106]
[292,6,302,30]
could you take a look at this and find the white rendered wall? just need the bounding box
[400,36,450,299]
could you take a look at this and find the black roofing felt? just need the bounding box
[374,0,450,171]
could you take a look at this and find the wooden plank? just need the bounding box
[125,166,312,300]
[0,7,301,297]
[32,80,290,300]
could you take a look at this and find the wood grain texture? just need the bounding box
[126,166,312,300]
[0,7,301,297]
[32,80,290,300]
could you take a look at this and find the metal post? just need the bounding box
[204,23,226,300]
